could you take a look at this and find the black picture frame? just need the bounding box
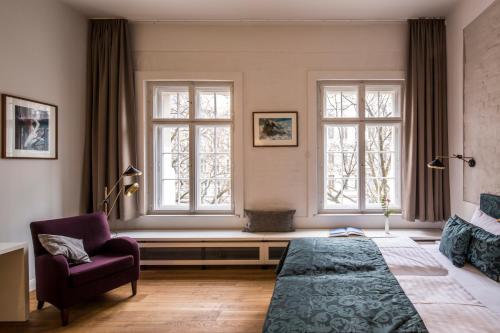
[252,111,299,147]
[2,94,58,159]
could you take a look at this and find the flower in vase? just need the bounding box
[380,195,392,218]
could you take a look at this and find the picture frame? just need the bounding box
[252,111,298,147]
[2,94,58,159]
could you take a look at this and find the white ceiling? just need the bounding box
[59,0,460,21]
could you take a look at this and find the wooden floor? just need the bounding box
[0,268,276,333]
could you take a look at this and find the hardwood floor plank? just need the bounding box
[0,268,275,333]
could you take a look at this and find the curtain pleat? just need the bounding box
[403,19,450,222]
[82,19,138,221]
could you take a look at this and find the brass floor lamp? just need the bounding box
[102,165,142,217]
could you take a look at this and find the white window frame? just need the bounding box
[148,81,235,215]
[318,80,403,214]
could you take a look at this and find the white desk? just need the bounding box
[0,242,29,322]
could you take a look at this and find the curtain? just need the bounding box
[403,19,450,222]
[82,19,138,221]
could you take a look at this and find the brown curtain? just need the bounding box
[82,19,138,221]
[403,19,450,222]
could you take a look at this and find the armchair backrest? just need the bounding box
[30,212,111,257]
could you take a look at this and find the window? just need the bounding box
[319,81,403,212]
[149,82,233,213]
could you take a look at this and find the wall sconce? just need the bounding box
[427,154,476,170]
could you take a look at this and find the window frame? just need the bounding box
[318,80,403,214]
[147,81,235,215]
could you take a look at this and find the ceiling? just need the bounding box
[59,0,460,21]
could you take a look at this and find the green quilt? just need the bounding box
[263,238,428,333]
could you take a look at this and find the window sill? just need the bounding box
[315,212,402,216]
[144,214,240,218]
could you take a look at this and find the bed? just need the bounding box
[263,236,500,333]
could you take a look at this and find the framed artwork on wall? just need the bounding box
[2,94,58,159]
[252,111,298,147]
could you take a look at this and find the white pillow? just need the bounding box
[470,208,500,236]
[38,234,91,264]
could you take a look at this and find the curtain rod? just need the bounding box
[89,18,409,23]
[89,17,444,23]
[134,19,409,23]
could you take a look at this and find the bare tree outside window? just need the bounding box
[321,83,402,211]
[151,83,233,213]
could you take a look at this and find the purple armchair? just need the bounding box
[30,212,139,326]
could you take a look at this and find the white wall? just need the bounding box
[122,21,441,229]
[0,0,87,280]
[446,0,496,220]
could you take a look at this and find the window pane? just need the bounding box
[365,86,400,118]
[365,125,400,208]
[323,86,358,118]
[366,178,395,207]
[196,87,231,119]
[154,87,189,119]
[216,179,232,206]
[216,126,231,153]
[324,125,359,209]
[216,154,231,178]
[161,180,190,208]
[155,125,190,210]
[198,127,215,153]
[199,153,215,179]
[196,125,232,210]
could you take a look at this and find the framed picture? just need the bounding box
[2,94,58,159]
[253,111,298,147]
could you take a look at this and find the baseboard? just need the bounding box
[29,278,36,292]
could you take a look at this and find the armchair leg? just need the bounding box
[60,308,69,326]
[37,301,44,310]
[131,280,137,296]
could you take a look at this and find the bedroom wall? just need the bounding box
[124,21,442,229]
[0,0,87,281]
[446,0,496,220]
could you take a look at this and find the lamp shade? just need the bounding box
[124,183,140,196]
[427,158,446,170]
[122,165,142,177]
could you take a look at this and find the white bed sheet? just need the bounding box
[374,238,500,332]
[397,275,500,333]
[373,237,420,248]
[375,237,448,276]
[422,243,500,316]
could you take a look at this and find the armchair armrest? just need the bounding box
[35,254,70,305]
[36,254,70,278]
[103,237,140,279]
[103,237,139,256]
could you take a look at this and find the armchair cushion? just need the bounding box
[69,254,134,287]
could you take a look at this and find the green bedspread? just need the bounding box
[263,238,428,333]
